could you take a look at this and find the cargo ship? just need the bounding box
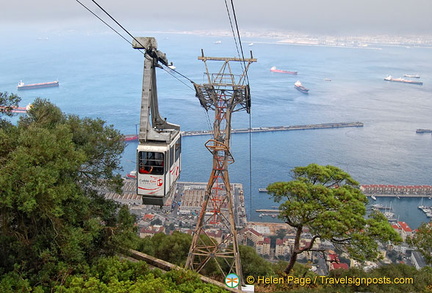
[294,80,309,94]
[17,80,59,90]
[270,66,297,75]
[416,129,432,134]
[384,76,423,85]
[403,74,420,78]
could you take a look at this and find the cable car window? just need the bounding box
[138,151,164,175]
[175,140,181,161]
[170,146,174,167]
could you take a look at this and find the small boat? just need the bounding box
[258,188,268,193]
[270,66,297,75]
[126,170,137,178]
[17,80,59,90]
[371,194,377,200]
[124,135,138,141]
[384,75,423,85]
[294,80,309,94]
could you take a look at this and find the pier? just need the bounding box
[361,184,432,198]
[182,122,364,137]
[124,122,364,141]
[256,209,280,213]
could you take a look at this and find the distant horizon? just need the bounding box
[2,25,431,49]
[1,0,431,38]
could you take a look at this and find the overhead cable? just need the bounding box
[76,0,196,88]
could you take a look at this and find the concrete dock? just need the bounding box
[182,122,364,137]
[361,184,432,198]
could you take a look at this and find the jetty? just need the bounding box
[124,122,364,141]
[182,122,364,137]
[361,184,432,198]
[256,209,280,214]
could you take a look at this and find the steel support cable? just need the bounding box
[90,0,196,85]
[224,0,254,219]
[76,0,196,89]
[90,0,145,52]
[229,0,250,85]
[224,0,242,68]
[247,101,253,220]
[75,0,139,52]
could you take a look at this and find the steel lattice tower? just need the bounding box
[185,50,256,284]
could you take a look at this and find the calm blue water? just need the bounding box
[1,29,432,229]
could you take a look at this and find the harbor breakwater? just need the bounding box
[361,184,432,198]
[124,122,364,140]
[181,122,364,137]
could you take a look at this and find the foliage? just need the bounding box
[324,263,432,293]
[267,164,402,274]
[136,231,276,281]
[137,231,193,266]
[0,257,227,292]
[0,92,21,118]
[408,222,432,265]
[239,245,274,277]
[252,263,432,293]
[0,99,135,288]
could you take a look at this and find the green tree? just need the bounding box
[408,221,432,265]
[0,92,21,118]
[0,98,135,288]
[154,231,192,266]
[267,164,401,274]
[50,257,228,293]
[239,245,274,277]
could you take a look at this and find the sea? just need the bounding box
[1,28,432,229]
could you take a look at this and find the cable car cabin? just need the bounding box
[131,37,181,206]
[136,135,181,206]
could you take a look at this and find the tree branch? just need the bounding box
[299,235,320,253]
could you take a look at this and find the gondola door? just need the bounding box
[137,145,167,205]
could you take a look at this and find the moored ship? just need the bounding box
[403,74,420,78]
[294,80,309,94]
[384,76,423,85]
[17,80,59,90]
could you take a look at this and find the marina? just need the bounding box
[256,196,432,223]
[254,187,432,225]
[418,205,432,218]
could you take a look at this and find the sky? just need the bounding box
[1,0,431,36]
